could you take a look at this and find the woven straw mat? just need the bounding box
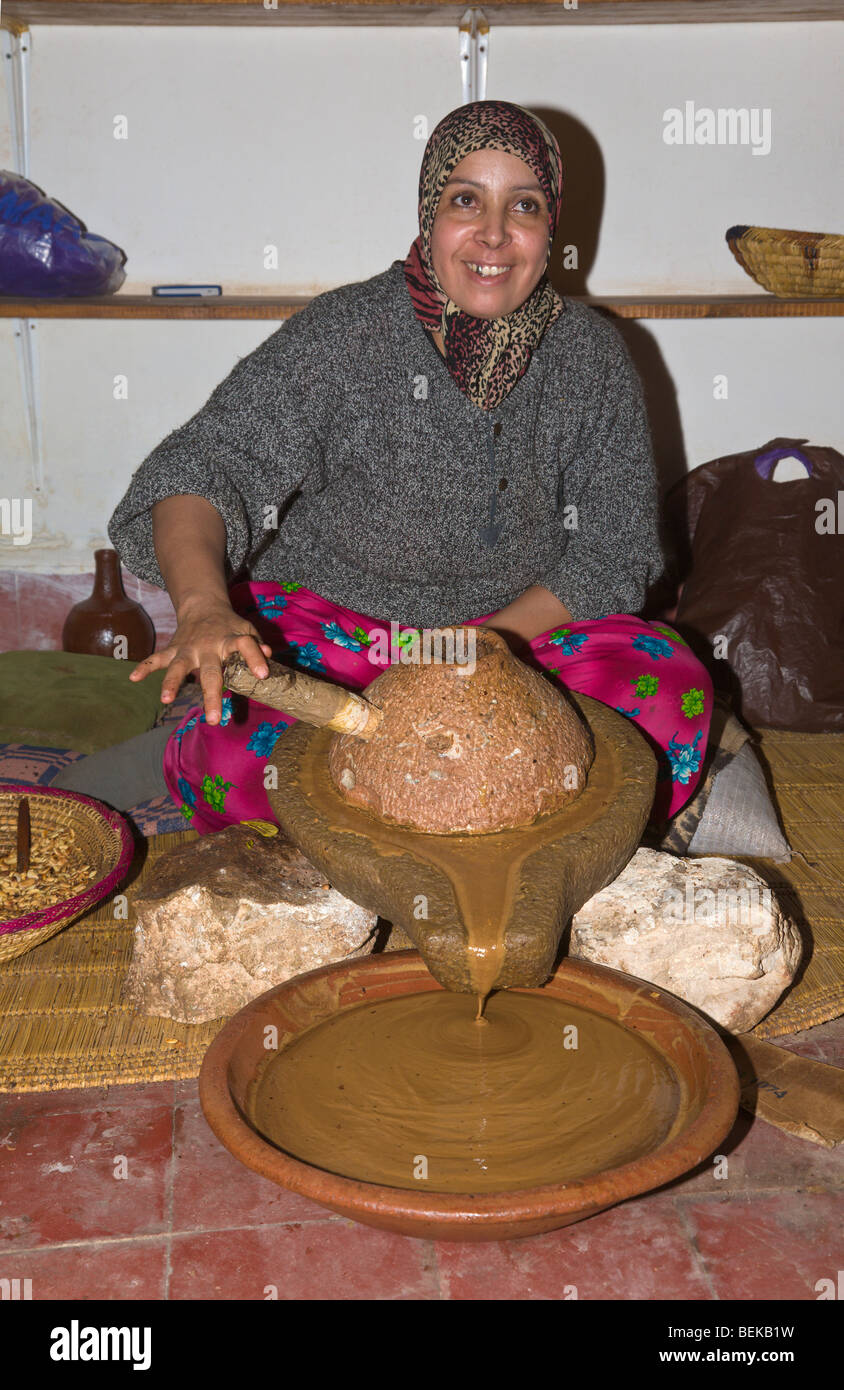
[0,728,841,1090]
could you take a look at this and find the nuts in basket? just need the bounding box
[0,824,98,922]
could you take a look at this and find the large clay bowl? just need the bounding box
[266,692,657,993]
[199,950,740,1243]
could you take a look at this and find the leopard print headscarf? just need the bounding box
[403,100,565,412]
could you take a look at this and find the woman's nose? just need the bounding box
[475,210,510,245]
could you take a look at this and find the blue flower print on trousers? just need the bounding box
[253,593,288,619]
[631,633,675,662]
[247,720,290,758]
[201,695,234,725]
[321,620,363,652]
[174,695,234,745]
[548,628,590,656]
[174,715,199,746]
[289,641,325,672]
[615,706,641,719]
[666,729,703,784]
[177,777,196,806]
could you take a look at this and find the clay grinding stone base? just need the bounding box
[267,692,656,993]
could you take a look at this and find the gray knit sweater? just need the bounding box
[108,260,664,629]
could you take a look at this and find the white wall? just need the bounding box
[1,19,842,570]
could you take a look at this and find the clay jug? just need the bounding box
[62,548,155,661]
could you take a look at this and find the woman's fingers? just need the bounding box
[228,631,271,680]
[129,648,170,683]
[129,616,275,725]
[159,654,195,703]
[199,659,225,724]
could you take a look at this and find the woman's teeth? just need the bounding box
[466,263,512,278]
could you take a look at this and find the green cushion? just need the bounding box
[0,651,167,754]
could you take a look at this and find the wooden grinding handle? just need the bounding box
[223,652,383,740]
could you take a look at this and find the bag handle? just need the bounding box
[754,444,815,479]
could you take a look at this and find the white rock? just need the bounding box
[569,848,802,1032]
[122,824,377,1024]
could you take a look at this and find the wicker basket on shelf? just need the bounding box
[0,785,135,963]
[726,225,844,298]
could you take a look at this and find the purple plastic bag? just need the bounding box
[0,171,126,297]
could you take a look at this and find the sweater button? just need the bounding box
[493,421,502,438]
[498,478,508,491]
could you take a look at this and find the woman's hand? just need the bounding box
[128,596,273,725]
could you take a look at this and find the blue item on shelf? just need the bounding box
[0,170,126,297]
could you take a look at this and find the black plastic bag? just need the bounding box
[667,437,844,732]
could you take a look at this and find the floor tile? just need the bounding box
[435,1194,710,1300]
[680,1191,843,1300]
[168,1222,440,1300]
[173,1078,200,1103]
[662,1108,844,1196]
[0,1103,173,1249]
[172,1099,335,1232]
[0,1081,175,1122]
[0,1237,168,1299]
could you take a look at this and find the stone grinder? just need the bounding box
[224,626,657,996]
[205,635,739,1235]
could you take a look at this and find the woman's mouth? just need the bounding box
[464,261,513,283]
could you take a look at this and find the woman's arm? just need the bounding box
[128,494,272,722]
[479,585,574,658]
[107,309,325,594]
[151,494,231,617]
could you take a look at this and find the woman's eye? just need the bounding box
[451,193,541,214]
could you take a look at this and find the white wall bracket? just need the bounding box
[13,319,45,494]
[459,10,489,105]
[2,23,32,178]
[3,25,44,494]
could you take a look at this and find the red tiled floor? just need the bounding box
[0,1081,176,1122]
[680,1191,843,1301]
[0,1019,840,1300]
[171,1099,336,1232]
[0,1237,168,1300]
[0,1102,172,1249]
[168,1222,440,1300]
[435,1193,712,1300]
[661,1104,844,1197]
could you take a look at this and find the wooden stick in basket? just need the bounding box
[223,652,383,740]
[16,796,31,873]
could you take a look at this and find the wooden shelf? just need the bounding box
[1,292,842,318]
[2,0,840,28]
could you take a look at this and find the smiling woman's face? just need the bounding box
[430,148,550,319]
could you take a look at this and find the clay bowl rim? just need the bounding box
[199,950,740,1231]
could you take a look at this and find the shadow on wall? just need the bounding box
[535,106,687,619]
[537,105,686,487]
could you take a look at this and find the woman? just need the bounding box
[103,100,711,835]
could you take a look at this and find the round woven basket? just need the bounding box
[0,784,135,963]
[726,225,844,297]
